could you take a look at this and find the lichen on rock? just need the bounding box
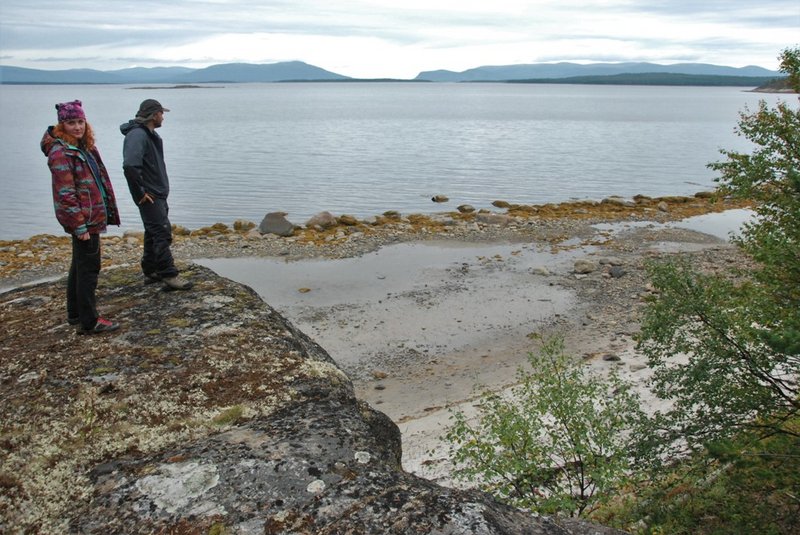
[0,263,625,534]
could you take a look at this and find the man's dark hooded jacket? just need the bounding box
[120,120,169,202]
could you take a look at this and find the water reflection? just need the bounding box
[592,208,755,242]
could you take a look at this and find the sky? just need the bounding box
[1,1,798,79]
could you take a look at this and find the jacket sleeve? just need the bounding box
[122,128,147,203]
[49,145,87,235]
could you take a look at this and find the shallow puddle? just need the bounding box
[197,241,582,371]
[592,208,754,241]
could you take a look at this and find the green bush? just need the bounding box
[445,335,644,517]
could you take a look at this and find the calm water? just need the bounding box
[0,82,792,240]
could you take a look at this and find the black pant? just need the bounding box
[138,197,178,279]
[67,234,101,329]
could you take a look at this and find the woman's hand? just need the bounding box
[77,232,90,241]
[138,192,154,205]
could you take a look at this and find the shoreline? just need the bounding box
[1,193,751,484]
[0,192,749,287]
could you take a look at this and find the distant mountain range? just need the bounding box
[415,61,781,82]
[0,60,784,85]
[0,61,348,84]
[506,72,782,87]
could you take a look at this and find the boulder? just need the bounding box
[476,213,512,226]
[259,212,296,237]
[305,211,338,229]
[608,266,627,279]
[233,219,256,232]
[574,259,598,274]
[337,214,359,226]
[598,257,624,266]
[601,196,635,208]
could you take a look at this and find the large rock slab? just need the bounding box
[0,264,625,534]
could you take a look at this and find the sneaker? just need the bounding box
[77,317,120,335]
[144,272,162,285]
[162,276,194,291]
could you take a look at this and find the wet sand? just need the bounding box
[197,240,584,481]
[2,205,752,486]
[195,210,751,484]
[197,240,582,378]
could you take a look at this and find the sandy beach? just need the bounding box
[0,197,752,486]
[196,212,748,484]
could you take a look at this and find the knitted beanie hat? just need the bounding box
[56,100,86,122]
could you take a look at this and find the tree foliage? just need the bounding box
[445,336,644,517]
[636,47,800,459]
[711,48,800,356]
[597,423,800,534]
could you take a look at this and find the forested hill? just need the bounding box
[505,72,785,87]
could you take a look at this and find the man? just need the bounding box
[121,99,192,291]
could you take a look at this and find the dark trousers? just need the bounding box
[138,197,178,279]
[67,234,101,329]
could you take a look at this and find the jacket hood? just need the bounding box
[120,119,142,136]
[40,126,63,156]
[41,127,81,157]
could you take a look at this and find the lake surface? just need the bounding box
[0,82,792,240]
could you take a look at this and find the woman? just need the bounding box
[41,100,121,334]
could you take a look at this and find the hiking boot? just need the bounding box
[144,272,162,285]
[162,276,194,291]
[77,317,120,335]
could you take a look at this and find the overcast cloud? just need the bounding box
[1,0,797,78]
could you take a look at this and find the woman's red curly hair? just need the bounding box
[52,121,96,151]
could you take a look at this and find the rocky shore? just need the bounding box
[0,192,747,289]
[0,193,751,533]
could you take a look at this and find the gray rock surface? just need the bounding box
[0,263,625,534]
